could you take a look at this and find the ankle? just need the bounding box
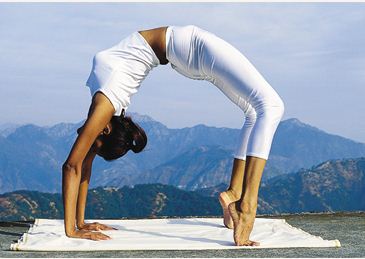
[239,200,257,215]
[224,189,241,201]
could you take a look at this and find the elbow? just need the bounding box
[62,161,81,176]
[62,161,82,196]
[64,227,76,238]
[62,161,75,172]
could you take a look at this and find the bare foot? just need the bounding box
[228,202,260,246]
[219,191,238,229]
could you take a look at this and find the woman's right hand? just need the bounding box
[78,222,117,231]
[67,229,111,241]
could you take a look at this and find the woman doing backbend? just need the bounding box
[62,25,284,246]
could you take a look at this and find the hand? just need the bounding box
[78,222,117,231]
[67,229,111,241]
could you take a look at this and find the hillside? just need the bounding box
[0,184,219,221]
[259,157,365,213]
[196,157,365,214]
[0,158,364,221]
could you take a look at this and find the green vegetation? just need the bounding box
[0,184,220,221]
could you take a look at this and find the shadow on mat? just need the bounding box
[116,225,234,247]
[166,218,223,228]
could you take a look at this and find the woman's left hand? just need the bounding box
[78,222,117,231]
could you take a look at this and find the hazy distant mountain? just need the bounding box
[0,123,20,137]
[1,158,363,221]
[0,123,80,194]
[95,117,365,190]
[269,118,365,175]
[1,114,365,193]
[139,146,233,190]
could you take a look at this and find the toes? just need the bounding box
[251,241,260,246]
[246,240,260,246]
[234,240,260,246]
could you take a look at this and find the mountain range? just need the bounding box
[197,157,365,214]
[1,114,365,193]
[1,157,363,221]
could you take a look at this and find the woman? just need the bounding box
[62,25,284,246]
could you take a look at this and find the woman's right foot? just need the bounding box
[228,202,260,246]
[219,191,239,229]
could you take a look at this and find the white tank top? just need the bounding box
[86,32,160,116]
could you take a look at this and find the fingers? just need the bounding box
[81,223,116,231]
[79,224,94,231]
[88,232,111,241]
[71,230,111,241]
[92,222,117,231]
[83,231,111,241]
[101,225,117,230]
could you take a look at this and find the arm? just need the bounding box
[62,92,114,240]
[75,150,116,231]
[76,149,96,229]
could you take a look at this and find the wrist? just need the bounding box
[77,221,86,229]
[65,228,77,237]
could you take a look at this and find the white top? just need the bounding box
[86,31,160,116]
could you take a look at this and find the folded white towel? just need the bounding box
[11,218,340,251]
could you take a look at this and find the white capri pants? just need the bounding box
[166,26,285,160]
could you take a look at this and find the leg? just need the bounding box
[229,102,284,246]
[219,108,256,228]
[229,156,266,246]
[219,158,245,229]
[194,28,284,243]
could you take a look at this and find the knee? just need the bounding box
[274,97,285,120]
[244,107,257,127]
[259,96,285,122]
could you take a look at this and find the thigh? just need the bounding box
[198,31,277,110]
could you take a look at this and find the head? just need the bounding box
[78,112,148,161]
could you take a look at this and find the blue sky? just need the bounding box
[1,3,365,143]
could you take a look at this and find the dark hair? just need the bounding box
[97,113,147,161]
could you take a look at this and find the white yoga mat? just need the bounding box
[11,218,340,251]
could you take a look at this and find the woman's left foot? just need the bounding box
[219,191,239,229]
